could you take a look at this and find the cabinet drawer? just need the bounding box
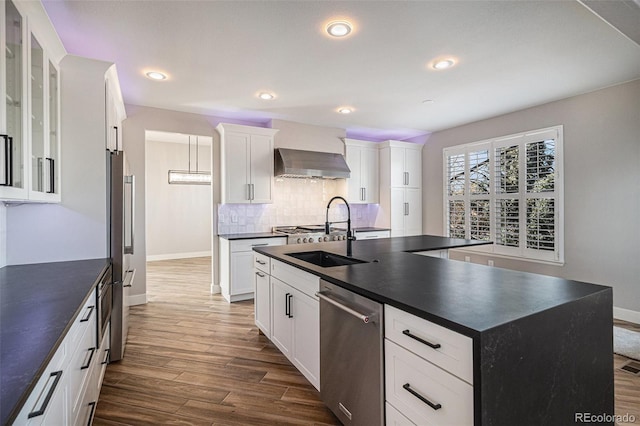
[13,340,68,425]
[231,237,286,253]
[271,259,319,299]
[356,230,390,239]
[386,402,416,425]
[385,340,473,426]
[253,252,271,273]
[68,321,97,419]
[68,293,97,350]
[385,305,473,383]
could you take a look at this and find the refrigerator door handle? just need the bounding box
[124,175,135,254]
[123,269,136,288]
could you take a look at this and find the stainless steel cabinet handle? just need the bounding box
[403,171,408,185]
[316,291,377,324]
[248,183,255,200]
[402,329,441,349]
[27,370,63,418]
[403,383,442,410]
[255,271,265,278]
[81,347,97,370]
[124,175,135,254]
[80,305,95,322]
[363,187,366,201]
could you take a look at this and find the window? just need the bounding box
[443,126,563,263]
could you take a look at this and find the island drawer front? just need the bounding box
[385,340,473,426]
[68,314,97,419]
[232,237,287,253]
[253,252,271,273]
[385,305,473,384]
[386,402,416,425]
[271,259,319,299]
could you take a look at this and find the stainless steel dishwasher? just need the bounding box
[317,280,384,426]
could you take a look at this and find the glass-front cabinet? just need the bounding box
[1,0,61,202]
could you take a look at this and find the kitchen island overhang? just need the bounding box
[253,235,614,426]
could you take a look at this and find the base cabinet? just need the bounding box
[219,237,286,302]
[257,257,320,390]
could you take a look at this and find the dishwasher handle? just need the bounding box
[316,291,377,324]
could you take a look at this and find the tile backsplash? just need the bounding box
[217,178,379,234]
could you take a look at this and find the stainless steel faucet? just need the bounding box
[325,196,356,257]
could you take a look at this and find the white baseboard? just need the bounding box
[128,293,148,306]
[147,251,212,262]
[614,306,640,325]
[211,283,221,294]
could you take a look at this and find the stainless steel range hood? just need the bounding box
[274,148,350,179]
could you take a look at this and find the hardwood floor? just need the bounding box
[94,257,339,425]
[95,257,640,425]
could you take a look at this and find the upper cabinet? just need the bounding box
[1,0,64,202]
[217,123,279,204]
[389,141,421,188]
[343,138,379,204]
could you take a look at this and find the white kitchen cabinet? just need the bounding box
[384,304,474,426]
[219,236,286,302]
[1,0,64,202]
[344,138,379,204]
[105,71,125,152]
[217,123,279,204]
[253,252,271,337]
[377,140,424,237]
[354,229,391,239]
[267,258,320,390]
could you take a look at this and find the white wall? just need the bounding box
[0,204,6,268]
[423,79,640,318]
[145,139,211,260]
[122,104,262,300]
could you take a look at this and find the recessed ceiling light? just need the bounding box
[337,107,353,114]
[146,71,167,80]
[258,92,275,100]
[326,20,353,38]
[432,59,455,70]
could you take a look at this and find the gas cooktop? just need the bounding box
[273,225,347,244]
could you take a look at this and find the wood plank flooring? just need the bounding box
[94,257,339,426]
[95,257,640,425]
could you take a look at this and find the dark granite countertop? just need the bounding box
[0,258,110,426]
[254,236,609,338]
[218,232,285,240]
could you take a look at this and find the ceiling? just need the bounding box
[43,0,640,141]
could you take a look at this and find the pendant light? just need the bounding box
[168,135,212,185]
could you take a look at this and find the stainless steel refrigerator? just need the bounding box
[109,150,135,362]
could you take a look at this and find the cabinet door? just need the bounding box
[230,251,255,297]
[1,0,28,199]
[404,149,422,189]
[249,134,273,203]
[45,59,60,198]
[39,376,68,426]
[254,269,271,337]
[291,290,320,389]
[223,132,250,203]
[390,187,406,237]
[29,33,46,195]
[270,278,293,358]
[389,146,406,187]
[404,188,422,236]
[345,144,363,203]
[361,147,379,203]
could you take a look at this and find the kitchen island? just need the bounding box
[254,235,614,425]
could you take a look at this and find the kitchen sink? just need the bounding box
[287,251,369,267]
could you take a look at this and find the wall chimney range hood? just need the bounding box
[274,148,350,179]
